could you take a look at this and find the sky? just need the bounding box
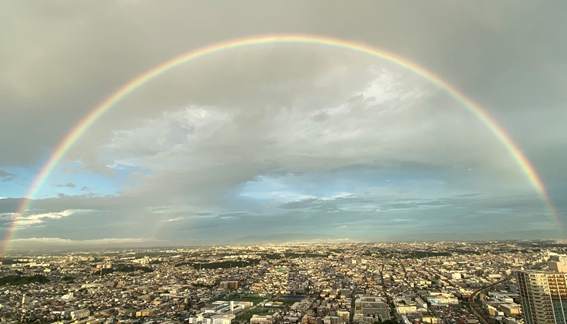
[1,1,567,251]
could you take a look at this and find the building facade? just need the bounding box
[516,271,567,324]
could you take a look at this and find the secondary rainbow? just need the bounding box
[2,34,562,255]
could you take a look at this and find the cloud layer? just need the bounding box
[1,1,566,249]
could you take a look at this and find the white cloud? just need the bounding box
[17,209,87,227]
[0,212,18,219]
[164,217,183,222]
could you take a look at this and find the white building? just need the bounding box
[22,294,31,306]
[415,297,428,310]
[61,292,74,301]
[70,309,90,320]
[250,315,273,324]
[427,293,459,306]
[212,314,235,324]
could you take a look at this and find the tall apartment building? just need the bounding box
[516,265,567,324]
[219,280,239,289]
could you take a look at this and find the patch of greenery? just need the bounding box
[276,299,302,306]
[0,275,49,286]
[175,262,192,268]
[401,251,452,259]
[235,307,274,321]
[0,259,29,265]
[380,320,397,324]
[115,264,153,273]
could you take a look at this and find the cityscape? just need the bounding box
[2,3,567,324]
[2,240,567,324]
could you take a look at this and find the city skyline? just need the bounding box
[1,2,567,250]
[0,240,556,323]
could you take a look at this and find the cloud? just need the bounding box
[0,187,558,247]
[0,170,17,182]
[1,2,566,246]
[0,212,18,220]
[91,65,528,210]
[0,59,554,244]
[53,182,76,188]
[17,209,86,227]
[0,2,564,173]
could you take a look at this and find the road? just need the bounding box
[350,290,355,324]
[468,275,512,324]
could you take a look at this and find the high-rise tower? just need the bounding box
[516,259,567,324]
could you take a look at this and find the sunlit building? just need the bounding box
[516,270,567,324]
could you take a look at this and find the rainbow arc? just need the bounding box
[2,34,561,256]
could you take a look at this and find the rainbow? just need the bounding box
[2,34,562,255]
